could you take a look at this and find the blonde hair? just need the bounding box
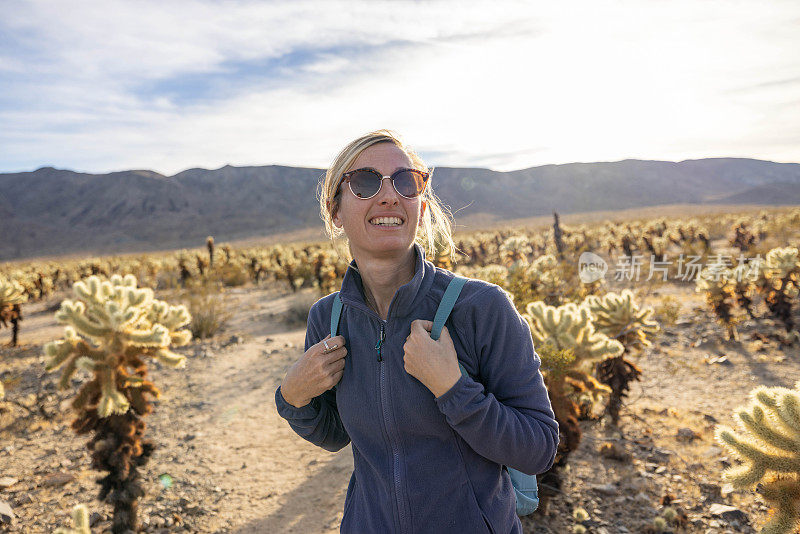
[318,129,457,264]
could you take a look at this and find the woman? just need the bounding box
[275,129,558,533]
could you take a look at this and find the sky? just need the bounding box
[1,0,799,176]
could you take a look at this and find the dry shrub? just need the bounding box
[284,290,321,328]
[654,295,680,326]
[216,265,249,287]
[183,280,233,339]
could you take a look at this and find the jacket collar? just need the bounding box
[338,242,435,320]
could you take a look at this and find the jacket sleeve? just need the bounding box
[434,285,559,475]
[274,297,351,453]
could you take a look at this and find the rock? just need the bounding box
[709,503,749,525]
[598,442,631,462]
[649,447,675,462]
[720,483,735,497]
[224,335,244,346]
[41,472,76,487]
[89,511,104,526]
[699,483,722,502]
[676,427,701,442]
[12,493,33,506]
[590,483,617,495]
[0,499,13,526]
[194,347,211,358]
[693,337,718,349]
[703,414,719,424]
[706,355,732,365]
[0,477,17,490]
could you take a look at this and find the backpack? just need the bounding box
[329,275,539,516]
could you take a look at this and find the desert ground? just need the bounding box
[1,272,798,533]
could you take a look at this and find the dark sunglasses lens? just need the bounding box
[394,170,426,198]
[349,171,381,198]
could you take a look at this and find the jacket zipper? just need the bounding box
[376,323,385,361]
[375,320,411,533]
[342,297,411,532]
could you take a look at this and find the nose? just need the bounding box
[375,176,399,204]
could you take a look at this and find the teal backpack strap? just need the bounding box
[431,276,467,341]
[330,292,343,337]
[329,293,344,392]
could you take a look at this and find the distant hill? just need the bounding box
[1,158,799,261]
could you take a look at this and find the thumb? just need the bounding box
[438,324,453,342]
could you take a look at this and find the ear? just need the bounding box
[329,200,343,228]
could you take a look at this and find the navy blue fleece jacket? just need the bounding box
[275,243,558,533]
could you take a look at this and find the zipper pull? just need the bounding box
[376,324,385,361]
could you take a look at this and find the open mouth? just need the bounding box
[369,216,404,227]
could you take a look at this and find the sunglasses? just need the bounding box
[339,167,429,200]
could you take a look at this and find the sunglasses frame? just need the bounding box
[339,167,430,200]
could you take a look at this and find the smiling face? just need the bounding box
[332,142,427,259]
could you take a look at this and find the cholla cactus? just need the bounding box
[524,301,624,369]
[53,504,91,534]
[44,274,191,533]
[761,247,800,334]
[715,381,800,534]
[499,235,532,266]
[0,275,28,346]
[730,222,756,252]
[583,289,660,352]
[524,301,622,456]
[696,262,740,341]
[731,261,762,320]
[470,264,509,287]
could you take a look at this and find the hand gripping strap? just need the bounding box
[330,293,343,337]
[431,275,469,378]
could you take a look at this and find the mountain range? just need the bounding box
[2,157,800,261]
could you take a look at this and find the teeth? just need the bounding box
[370,217,402,226]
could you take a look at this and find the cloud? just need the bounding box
[1,0,799,175]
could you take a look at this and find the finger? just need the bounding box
[328,357,346,373]
[319,335,342,354]
[439,324,451,340]
[331,369,344,385]
[324,346,347,364]
[414,319,433,332]
[324,335,346,352]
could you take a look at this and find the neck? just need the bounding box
[352,245,416,321]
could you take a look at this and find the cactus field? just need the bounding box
[2,205,800,533]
